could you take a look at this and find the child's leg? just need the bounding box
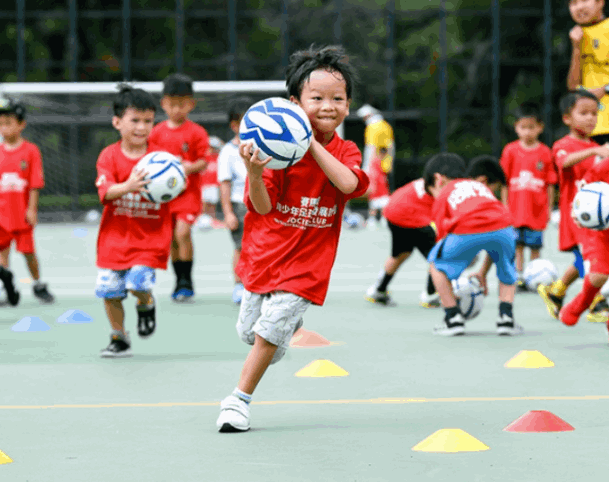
[174,219,194,261]
[237,334,278,395]
[0,246,10,268]
[23,253,40,281]
[560,273,608,326]
[124,266,156,337]
[530,247,541,261]
[21,228,55,303]
[430,264,458,308]
[515,245,524,273]
[172,217,195,300]
[104,298,126,332]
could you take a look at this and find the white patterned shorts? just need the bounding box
[95,265,156,299]
[237,289,311,364]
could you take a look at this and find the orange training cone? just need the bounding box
[503,410,574,432]
[290,330,331,347]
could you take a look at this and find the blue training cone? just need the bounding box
[72,228,88,238]
[12,316,50,332]
[57,309,93,324]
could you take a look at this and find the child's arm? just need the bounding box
[220,181,238,230]
[547,184,555,218]
[309,138,359,195]
[25,189,39,226]
[562,144,609,168]
[472,254,493,296]
[501,186,508,205]
[240,142,273,215]
[184,158,208,176]
[567,25,583,90]
[104,167,149,201]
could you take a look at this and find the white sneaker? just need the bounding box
[217,395,251,433]
[419,291,441,308]
[433,313,466,336]
[496,314,524,336]
[365,285,396,306]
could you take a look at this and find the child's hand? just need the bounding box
[224,212,239,231]
[597,143,609,159]
[570,25,584,46]
[125,167,150,194]
[239,142,272,178]
[25,208,37,227]
[471,272,489,296]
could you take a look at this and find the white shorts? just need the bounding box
[370,195,389,210]
[236,289,311,364]
[202,185,219,204]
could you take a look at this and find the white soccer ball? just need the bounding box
[344,212,365,230]
[523,259,558,291]
[85,209,101,223]
[195,214,213,231]
[572,181,609,230]
[452,276,484,320]
[135,151,186,204]
[239,97,313,170]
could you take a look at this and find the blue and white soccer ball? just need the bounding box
[452,276,484,320]
[523,259,558,291]
[572,181,609,230]
[344,212,365,229]
[135,151,186,203]
[239,97,313,170]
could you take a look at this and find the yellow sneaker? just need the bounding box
[537,284,563,320]
[586,297,609,323]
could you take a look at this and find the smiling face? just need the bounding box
[112,108,155,149]
[564,97,599,136]
[290,69,350,138]
[569,0,605,25]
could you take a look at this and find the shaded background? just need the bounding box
[0,0,577,214]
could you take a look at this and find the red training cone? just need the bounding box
[290,330,331,347]
[503,410,574,433]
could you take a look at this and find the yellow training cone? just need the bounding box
[0,450,13,464]
[295,359,349,377]
[504,350,554,368]
[412,428,490,453]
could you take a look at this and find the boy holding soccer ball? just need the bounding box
[538,90,609,322]
[216,45,369,432]
[149,74,211,302]
[94,86,172,357]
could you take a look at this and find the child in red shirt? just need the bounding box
[538,90,609,321]
[149,74,210,302]
[0,98,54,304]
[216,45,369,433]
[95,86,172,358]
[500,104,555,290]
[364,154,463,308]
[366,147,391,229]
[428,156,521,336]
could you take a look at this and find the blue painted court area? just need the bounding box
[1,224,608,481]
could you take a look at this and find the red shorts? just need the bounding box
[172,211,198,226]
[583,230,609,274]
[169,183,201,225]
[0,225,35,254]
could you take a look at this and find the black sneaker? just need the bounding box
[516,279,529,293]
[496,314,524,336]
[0,266,20,306]
[100,333,132,358]
[171,278,194,302]
[433,313,466,336]
[33,283,55,304]
[137,297,156,338]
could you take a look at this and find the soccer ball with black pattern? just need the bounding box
[239,97,313,170]
[135,151,186,203]
[523,259,558,291]
[452,276,484,320]
[572,181,609,230]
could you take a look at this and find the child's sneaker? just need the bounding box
[433,313,465,336]
[516,278,529,293]
[33,283,55,304]
[172,278,194,302]
[216,395,251,433]
[496,314,524,336]
[232,283,244,304]
[100,332,132,358]
[586,297,609,323]
[537,284,563,319]
[364,285,396,306]
[137,297,156,338]
[0,267,20,306]
[419,291,441,308]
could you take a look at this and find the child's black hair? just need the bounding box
[113,85,156,118]
[559,89,600,115]
[228,96,253,123]
[0,97,26,122]
[514,102,543,123]
[286,45,358,100]
[423,153,467,192]
[162,73,194,97]
[467,155,507,186]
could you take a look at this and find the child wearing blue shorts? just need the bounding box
[427,155,522,336]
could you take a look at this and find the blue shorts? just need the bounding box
[515,227,543,248]
[95,265,156,299]
[428,227,518,285]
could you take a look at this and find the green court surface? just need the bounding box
[1,223,608,481]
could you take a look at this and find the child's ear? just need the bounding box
[111,116,121,130]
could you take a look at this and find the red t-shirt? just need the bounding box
[432,179,512,240]
[367,156,390,200]
[500,140,556,231]
[383,178,434,228]
[200,152,219,188]
[237,134,369,306]
[149,119,210,214]
[552,135,598,251]
[0,140,44,232]
[95,142,172,270]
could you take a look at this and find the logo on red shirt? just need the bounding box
[20,160,27,170]
[182,143,189,153]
